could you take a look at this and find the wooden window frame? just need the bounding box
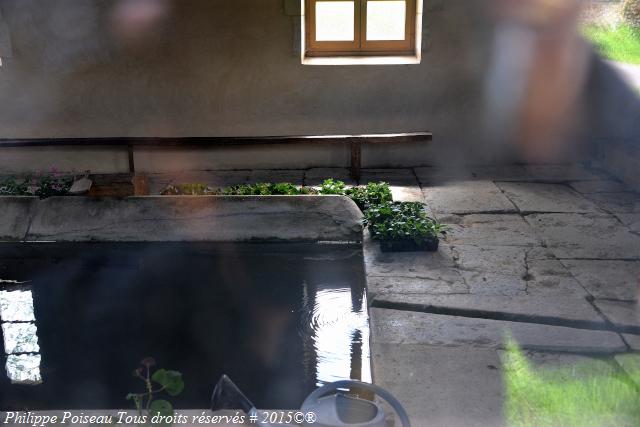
[305,0,416,57]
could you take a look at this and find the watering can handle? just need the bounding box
[301,380,411,427]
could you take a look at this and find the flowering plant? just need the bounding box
[0,168,73,198]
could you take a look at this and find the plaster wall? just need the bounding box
[0,0,487,141]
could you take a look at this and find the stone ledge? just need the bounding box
[370,308,627,353]
[0,197,37,241]
[372,294,607,330]
[0,196,363,242]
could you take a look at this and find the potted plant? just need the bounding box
[364,202,445,252]
[345,181,393,210]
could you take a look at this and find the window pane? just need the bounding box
[366,1,406,41]
[316,1,355,41]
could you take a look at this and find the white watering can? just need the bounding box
[211,376,410,427]
[300,380,410,427]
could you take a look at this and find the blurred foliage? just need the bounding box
[504,340,640,427]
[222,182,316,195]
[0,170,73,198]
[624,0,640,27]
[584,24,640,64]
[160,183,220,195]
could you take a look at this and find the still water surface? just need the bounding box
[0,243,370,410]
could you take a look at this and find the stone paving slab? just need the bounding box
[524,164,603,182]
[525,213,640,259]
[422,181,516,215]
[623,333,640,351]
[469,165,530,182]
[584,192,640,214]
[616,213,640,233]
[372,294,606,328]
[303,168,355,186]
[443,215,541,246]
[497,182,602,214]
[562,260,640,301]
[0,197,37,241]
[372,343,505,427]
[370,308,627,353]
[366,274,468,301]
[452,245,528,276]
[413,167,474,186]
[360,168,419,186]
[389,186,426,204]
[460,271,527,296]
[449,245,585,297]
[615,354,640,387]
[569,180,629,194]
[364,234,458,277]
[526,259,591,297]
[147,170,251,194]
[593,300,640,332]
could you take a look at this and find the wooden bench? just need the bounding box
[0,132,433,180]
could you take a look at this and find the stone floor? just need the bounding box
[150,163,640,426]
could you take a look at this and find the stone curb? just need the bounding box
[0,195,363,242]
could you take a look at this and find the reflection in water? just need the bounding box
[0,243,369,410]
[0,288,42,385]
[300,286,370,386]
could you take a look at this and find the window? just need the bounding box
[305,0,417,58]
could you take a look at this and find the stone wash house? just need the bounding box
[0,1,639,426]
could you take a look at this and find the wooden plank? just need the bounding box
[0,133,432,148]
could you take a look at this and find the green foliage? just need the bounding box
[624,0,640,28]
[504,340,640,427]
[0,170,73,198]
[223,182,316,195]
[318,178,347,195]
[161,183,219,196]
[151,369,185,396]
[345,182,393,210]
[149,400,173,419]
[127,358,184,418]
[583,24,640,64]
[364,202,445,244]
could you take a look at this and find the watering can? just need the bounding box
[211,376,410,427]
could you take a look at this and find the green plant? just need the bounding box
[160,183,219,196]
[624,0,640,28]
[346,182,393,210]
[0,170,73,198]
[583,24,640,64]
[127,358,184,419]
[222,182,316,195]
[364,202,445,244]
[504,339,640,427]
[318,178,347,195]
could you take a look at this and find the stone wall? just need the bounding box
[0,0,489,143]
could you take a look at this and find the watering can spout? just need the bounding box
[210,375,255,414]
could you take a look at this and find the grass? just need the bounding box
[503,341,640,427]
[583,24,640,64]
